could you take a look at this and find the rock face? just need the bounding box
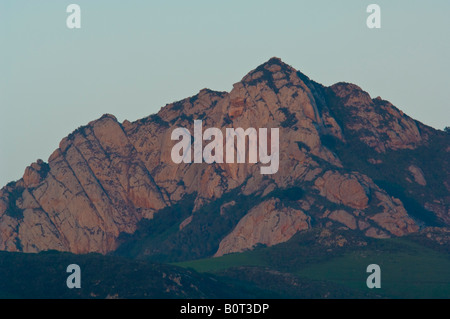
[0,57,448,256]
[215,198,310,257]
[314,171,369,209]
[328,210,357,230]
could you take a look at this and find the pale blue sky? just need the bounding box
[1,0,449,186]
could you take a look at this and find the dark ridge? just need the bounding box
[199,88,227,95]
[5,181,16,188]
[137,114,169,127]
[113,193,197,260]
[168,89,227,113]
[149,114,170,127]
[296,71,328,113]
[170,113,194,125]
[67,125,88,141]
[172,100,184,111]
[113,188,262,262]
[296,69,312,84]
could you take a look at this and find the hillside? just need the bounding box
[0,57,448,298]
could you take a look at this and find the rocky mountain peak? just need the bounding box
[0,58,448,257]
[242,57,296,81]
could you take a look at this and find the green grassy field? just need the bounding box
[175,236,450,298]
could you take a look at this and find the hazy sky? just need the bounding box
[1,0,449,186]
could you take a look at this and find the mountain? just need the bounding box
[0,57,448,261]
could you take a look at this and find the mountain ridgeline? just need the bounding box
[0,57,448,263]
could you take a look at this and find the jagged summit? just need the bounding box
[241,57,297,84]
[157,57,315,124]
[244,57,313,83]
[259,56,293,70]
